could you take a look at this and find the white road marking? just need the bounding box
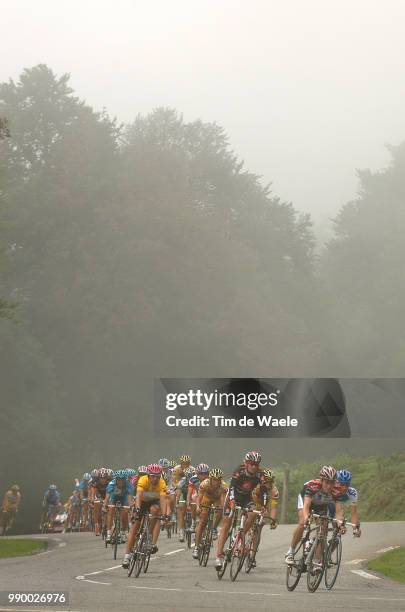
[358,598,405,602]
[128,586,281,596]
[58,542,66,547]
[376,545,401,553]
[164,548,185,555]
[344,558,367,565]
[351,569,381,580]
[79,578,111,585]
[76,564,121,577]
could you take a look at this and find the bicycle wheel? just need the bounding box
[324,535,342,590]
[113,516,121,560]
[127,550,137,577]
[230,532,245,582]
[134,533,146,577]
[217,530,233,580]
[286,540,304,591]
[306,535,325,592]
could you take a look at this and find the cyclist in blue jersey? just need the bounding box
[331,470,361,537]
[41,484,62,527]
[104,470,134,543]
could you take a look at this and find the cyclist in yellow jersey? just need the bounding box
[0,485,21,535]
[122,464,167,568]
[192,468,227,559]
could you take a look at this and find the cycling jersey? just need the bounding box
[298,479,347,512]
[171,465,195,487]
[69,494,81,507]
[137,475,166,500]
[332,484,358,504]
[229,465,266,502]
[1,491,21,512]
[79,479,91,499]
[198,478,228,503]
[43,489,61,506]
[252,483,280,509]
[90,478,108,500]
[106,478,134,504]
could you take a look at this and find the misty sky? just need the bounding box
[3,0,405,232]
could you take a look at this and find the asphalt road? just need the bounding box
[1,522,405,612]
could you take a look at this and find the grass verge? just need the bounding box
[0,538,48,558]
[368,547,405,583]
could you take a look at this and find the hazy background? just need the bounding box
[1,1,405,530]
[3,0,405,235]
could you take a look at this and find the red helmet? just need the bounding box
[147,463,162,475]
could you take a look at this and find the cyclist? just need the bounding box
[66,489,81,531]
[249,468,279,567]
[41,484,62,528]
[192,468,227,560]
[159,458,173,518]
[89,468,113,535]
[122,463,167,569]
[175,466,196,541]
[285,465,341,565]
[332,469,361,537]
[0,485,21,535]
[187,463,210,532]
[78,473,92,529]
[172,455,195,542]
[215,451,266,569]
[104,470,134,543]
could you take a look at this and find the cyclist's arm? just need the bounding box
[135,488,143,510]
[335,501,345,524]
[302,495,312,524]
[127,494,133,507]
[103,492,110,509]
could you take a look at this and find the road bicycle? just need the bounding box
[197,505,222,567]
[245,510,265,573]
[286,512,333,592]
[0,509,17,536]
[128,512,164,578]
[324,518,356,590]
[106,502,129,560]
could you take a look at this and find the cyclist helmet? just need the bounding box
[184,467,195,477]
[336,469,352,484]
[209,468,223,479]
[91,468,99,479]
[82,472,91,481]
[138,465,148,474]
[98,468,110,479]
[147,463,162,475]
[180,454,191,463]
[169,460,176,468]
[114,469,127,479]
[196,463,210,473]
[245,451,262,463]
[49,484,57,490]
[319,465,337,481]
[158,458,170,468]
[11,484,20,492]
[189,475,200,486]
[126,468,136,477]
[262,468,275,482]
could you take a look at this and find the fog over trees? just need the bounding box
[1,66,405,528]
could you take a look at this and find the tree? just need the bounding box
[321,142,405,375]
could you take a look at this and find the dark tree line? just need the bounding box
[1,66,404,529]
